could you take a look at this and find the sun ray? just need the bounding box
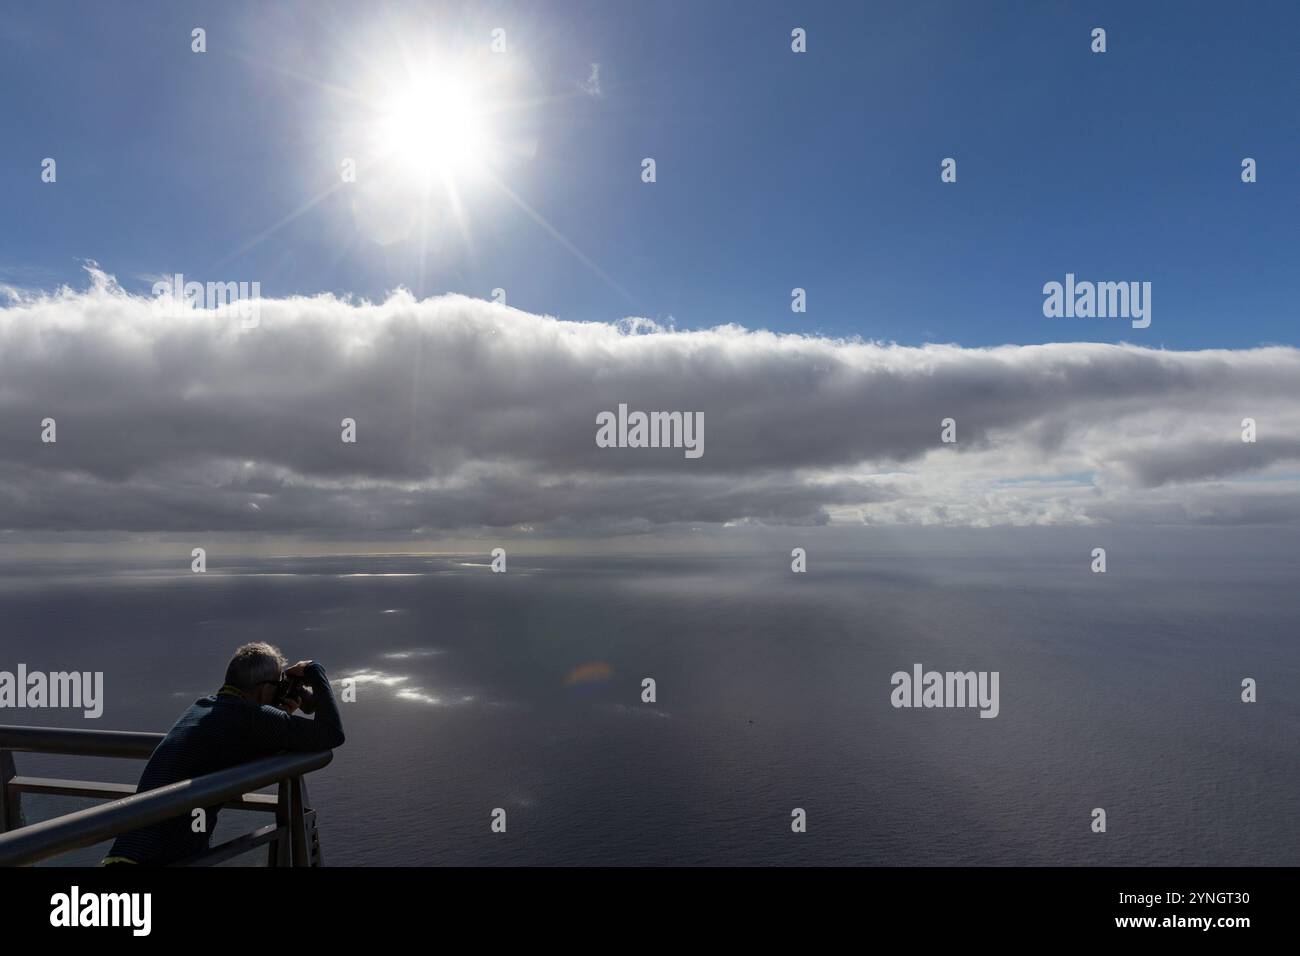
[482,170,640,308]
[212,30,637,309]
[214,178,350,268]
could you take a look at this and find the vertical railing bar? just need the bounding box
[298,775,322,866]
[270,779,292,867]
[288,775,309,867]
[0,750,22,833]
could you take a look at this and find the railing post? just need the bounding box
[298,775,322,866]
[288,775,309,867]
[304,809,322,866]
[269,779,292,867]
[0,750,22,833]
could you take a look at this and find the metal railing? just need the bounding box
[0,725,332,867]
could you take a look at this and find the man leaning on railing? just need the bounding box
[101,642,345,866]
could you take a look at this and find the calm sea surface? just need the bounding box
[4,547,1298,865]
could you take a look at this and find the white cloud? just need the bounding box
[580,62,602,97]
[0,274,1297,533]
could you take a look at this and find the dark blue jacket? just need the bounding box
[106,661,344,865]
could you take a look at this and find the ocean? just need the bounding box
[3,538,1298,866]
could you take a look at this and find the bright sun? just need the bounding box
[342,44,540,250]
[374,70,492,184]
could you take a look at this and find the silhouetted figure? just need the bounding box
[102,642,344,865]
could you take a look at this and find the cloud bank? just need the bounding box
[1,268,1297,534]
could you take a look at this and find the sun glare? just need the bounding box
[374,70,492,184]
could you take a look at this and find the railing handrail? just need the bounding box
[0,724,165,759]
[0,736,332,866]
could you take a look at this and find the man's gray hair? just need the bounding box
[224,642,288,692]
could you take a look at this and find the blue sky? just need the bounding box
[1,0,1296,349]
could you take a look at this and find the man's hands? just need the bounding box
[278,661,318,715]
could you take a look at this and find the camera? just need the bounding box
[274,674,316,714]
